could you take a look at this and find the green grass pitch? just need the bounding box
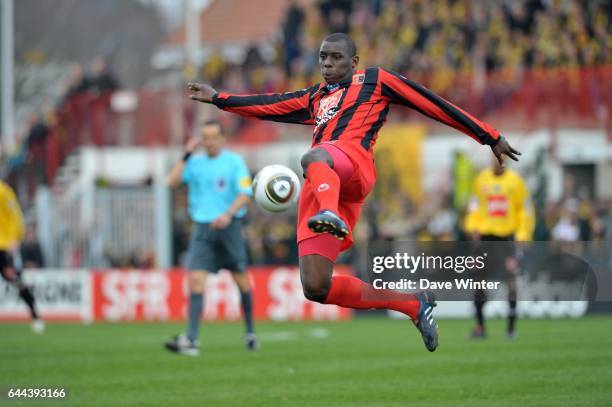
[1,316,611,406]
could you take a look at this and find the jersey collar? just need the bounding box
[322,71,361,94]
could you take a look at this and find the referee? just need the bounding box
[464,156,534,339]
[164,120,257,356]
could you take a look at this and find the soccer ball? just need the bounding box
[253,165,301,212]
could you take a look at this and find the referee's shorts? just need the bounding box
[186,218,248,273]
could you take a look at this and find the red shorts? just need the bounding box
[297,142,376,256]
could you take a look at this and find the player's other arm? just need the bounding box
[379,68,521,165]
[188,82,317,125]
[166,136,201,187]
[226,194,251,217]
[211,193,251,230]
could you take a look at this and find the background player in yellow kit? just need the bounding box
[0,180,44,333]
[464,157,534,339]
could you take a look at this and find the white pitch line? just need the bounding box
[258,331,296,342]
[308,328,330,339]
[256,328,331,342]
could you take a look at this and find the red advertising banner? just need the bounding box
[92,270,184,322]
[1,267,590,321]
[91,266,353,322]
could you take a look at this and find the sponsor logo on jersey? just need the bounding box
[487,195,508,217]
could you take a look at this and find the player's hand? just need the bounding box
[211,213,232,230]
[188,82,217,103]
[185,136,201,153]
[491,136,521,166]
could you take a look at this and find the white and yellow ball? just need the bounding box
[252,165,301,212]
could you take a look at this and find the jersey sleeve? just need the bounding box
[234,156,253,196]
[514,175,535,241]
[211,84,320,125]
[379,68,500,146]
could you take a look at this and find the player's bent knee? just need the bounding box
[299,253,334,303]
[300,148,333,175]
[301,273,331,303]
[302,281,329,303]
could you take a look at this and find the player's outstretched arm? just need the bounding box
[188,82,217,103]
[379,69,521,164]
[188,82,318,125]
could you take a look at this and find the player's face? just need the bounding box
[201,125,224,157]
[319,41,358,84]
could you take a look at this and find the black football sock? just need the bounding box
[240,291,255,335]
[508,300,517,333]
[475,301,485,329]
[187,293,203,343]
[19,286,39,320]
[474,289,486,331]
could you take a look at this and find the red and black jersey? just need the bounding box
[212,67,500,165]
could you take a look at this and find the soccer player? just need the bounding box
[464,156,534,339]
[164,120,257,356]
[188,33,521,352]
[0,180,44,334]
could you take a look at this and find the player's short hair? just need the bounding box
[202,119,223,135]
[323,33,357,57]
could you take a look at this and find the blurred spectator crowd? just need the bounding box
[203,0,611,95]
[0,57,119,191]
[0,57,119,206]
[3,0,610,200]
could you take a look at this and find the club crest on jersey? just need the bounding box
[315,89,344,131]
[353,74,365,84]
[216,177,227,192]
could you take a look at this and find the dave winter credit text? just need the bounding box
[370,253,501,291]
